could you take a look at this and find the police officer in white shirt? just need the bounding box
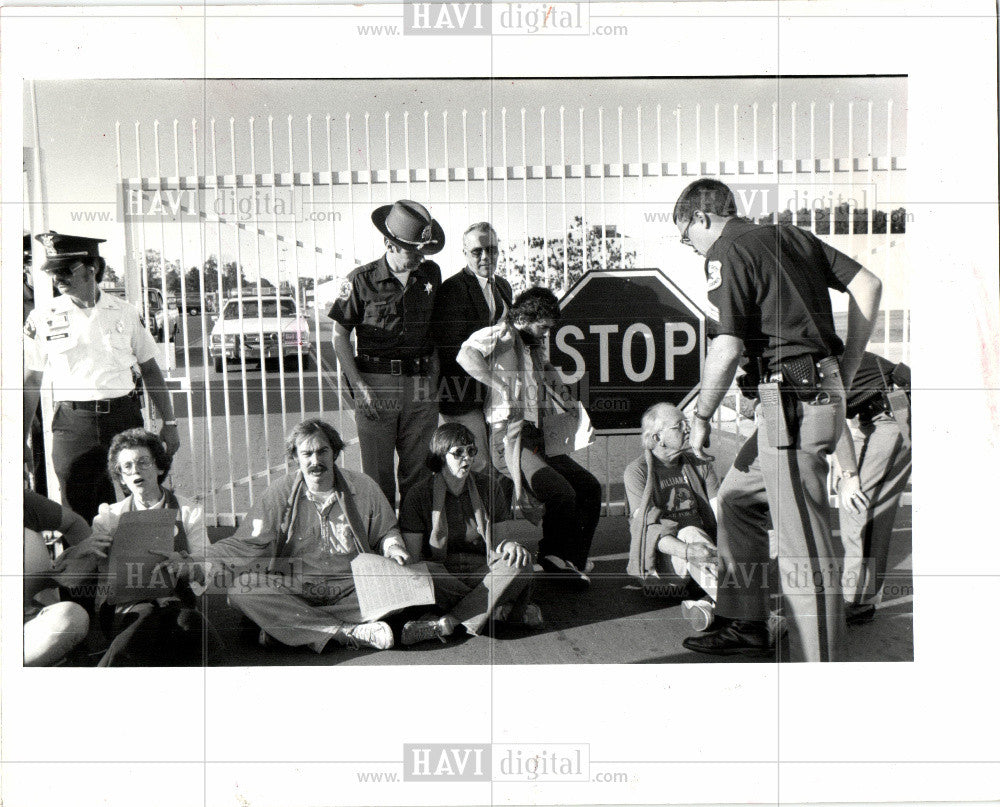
[23,232,180,524]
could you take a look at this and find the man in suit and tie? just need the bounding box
[431,222,513,471]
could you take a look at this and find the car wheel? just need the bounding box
[214,358,224,373]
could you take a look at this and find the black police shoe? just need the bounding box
[682,619,773,657]
[846,603,877,626]
[539,555,590,590]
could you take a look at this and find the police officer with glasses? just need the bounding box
[673,179,883,662]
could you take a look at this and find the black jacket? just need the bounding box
[430,269,513,415]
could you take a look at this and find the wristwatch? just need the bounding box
[162,420,178,427]
[693,410,712,423]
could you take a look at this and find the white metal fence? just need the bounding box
[113,99,907,524]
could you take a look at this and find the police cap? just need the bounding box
[35,231,106,273]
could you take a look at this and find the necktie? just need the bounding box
[484,279,496,321]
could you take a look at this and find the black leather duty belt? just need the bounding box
[356,354,433,376]
[58,392,139,414]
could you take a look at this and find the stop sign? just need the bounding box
[550,269,706,432]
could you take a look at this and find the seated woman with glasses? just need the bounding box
[624,403,721,632]
[82,427,210,665]
[397,423,542,643]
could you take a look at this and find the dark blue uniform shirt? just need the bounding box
[328,256,441,358]
[704,219,863,373]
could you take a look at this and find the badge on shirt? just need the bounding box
[706,260,722,291]
[115,319,125,334]
[424,282,433,295]
[47,312,70,329]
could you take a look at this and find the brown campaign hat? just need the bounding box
[371,200,445,255]
[35,231,106,272]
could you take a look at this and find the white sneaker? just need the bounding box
[583,560,596,574]
[401,615,458,646]
[341,621,395,650]
[681,599,715,632]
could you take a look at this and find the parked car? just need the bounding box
[209,295,311,372]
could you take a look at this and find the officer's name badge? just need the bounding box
[706,260,723,291]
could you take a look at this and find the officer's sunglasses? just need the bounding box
[447,446,479,460]
[44,261,84,280]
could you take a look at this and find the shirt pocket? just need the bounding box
[363,299,399,330]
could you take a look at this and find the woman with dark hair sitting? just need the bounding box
[398,422,542,641]
[85,428,209,665]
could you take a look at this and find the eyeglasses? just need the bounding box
[679,218,694,245]
[465,246,499,257]
[662,419,689,433]
[447,446,479,459]
[118,457,156,473]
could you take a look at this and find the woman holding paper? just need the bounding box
[84,428,208,665]
[398,423,542,641]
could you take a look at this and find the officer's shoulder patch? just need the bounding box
[706,261,723,291]
[23,318,36,339]
[337,279,353,301]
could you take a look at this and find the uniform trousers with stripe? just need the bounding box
[715,394,846,663]
[356,371,439,508]
[838,413,912,607]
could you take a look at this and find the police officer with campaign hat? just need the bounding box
[672,179,883,663]
[23,231,180,524]
[330,200,444,507]
[834,351,912,626]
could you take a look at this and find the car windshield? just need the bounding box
[222,299,296,319]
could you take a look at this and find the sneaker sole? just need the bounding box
[681,603,712,632]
